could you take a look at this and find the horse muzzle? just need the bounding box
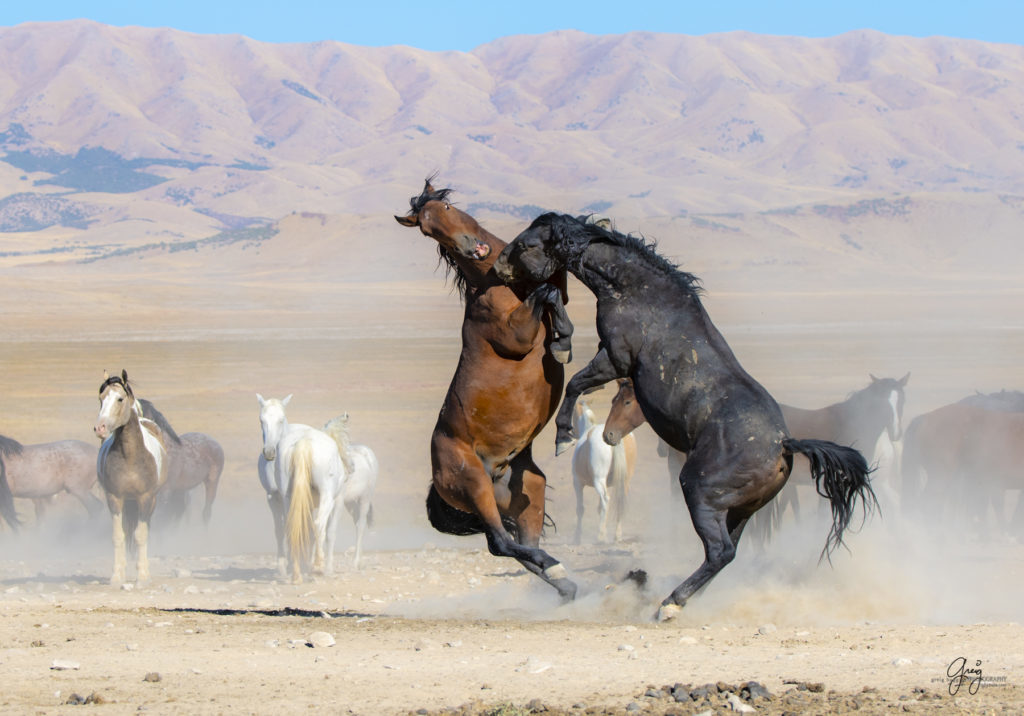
[94,423,109,440]
[262,447,277,461]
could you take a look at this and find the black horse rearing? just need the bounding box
[494,212,879,620]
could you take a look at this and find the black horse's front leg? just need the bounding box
[540,285,574,364]
[555,347,621,455]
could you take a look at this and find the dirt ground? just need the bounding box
[1,218,1023,714]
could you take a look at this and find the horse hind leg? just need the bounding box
[657,461,751,621]
[346,498,371,570]
[594,479,611,543]
[504,450,577,601]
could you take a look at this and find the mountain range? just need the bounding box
[0,20,1022,272]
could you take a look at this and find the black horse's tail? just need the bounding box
[0,457,20,531]
[783,438,878,561]
[425,483,519,538]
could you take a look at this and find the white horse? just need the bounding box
[257,395,377,582]
[571,399,636,544]
[321,414,377,569]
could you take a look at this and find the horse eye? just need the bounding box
[444,203,450,210]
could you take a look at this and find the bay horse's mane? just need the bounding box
[406,176,471,301]
[532,213,704,299]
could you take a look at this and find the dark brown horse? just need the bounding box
[903,400,1024,537]
[496,213,877,619]
[137,400,224,526]
[395,178,578,600]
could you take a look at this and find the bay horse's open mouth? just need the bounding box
[470,239,491,260]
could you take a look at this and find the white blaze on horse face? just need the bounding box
[888,390,903,441]
[95,387,128,439]
[260,401,287,461]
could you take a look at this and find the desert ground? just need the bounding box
[0,210,1022,714]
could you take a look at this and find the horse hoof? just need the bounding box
[556,579,578,603]
[551,348,572,364]
[554,439,576,456]
[656,603,682,622]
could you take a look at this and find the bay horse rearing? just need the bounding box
[93,370,168,585]
[395,178,578,601]
[495,213,878,619]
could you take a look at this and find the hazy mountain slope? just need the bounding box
[0,21,1021,268]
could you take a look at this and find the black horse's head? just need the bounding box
[494,213,590,284]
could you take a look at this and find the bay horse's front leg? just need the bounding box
[555,348,621,455]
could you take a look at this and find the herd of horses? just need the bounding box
[0,176,1019,620]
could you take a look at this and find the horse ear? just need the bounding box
[283,394,292,406]
[395,214,418,227]
[103,370,109,381]
[869,373,879,383]
[256,393,265,406]
[899,372,910,386]
[121,369,129,383]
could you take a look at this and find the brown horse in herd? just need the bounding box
[395,177,579,600]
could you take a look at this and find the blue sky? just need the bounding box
[3,1,1022,51]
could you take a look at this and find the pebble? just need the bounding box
[413,638,439,651]
[515,656,552,674]
[892,657,913,666]
[183,585,199,595]
[50,659,80,671]
[617,644,635,652]
[679,636,698,645]
[758,623,778,635]
[306,631,335,648]
[726,693,755,712]
[143,672,161,682]
[173,568,192,578]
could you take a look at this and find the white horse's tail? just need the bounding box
[323,414,355,475]
[286,439,317,571]
[609,441,629,528]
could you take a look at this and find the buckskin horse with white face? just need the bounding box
[395,178,578,601]
[93,370,168,585]
[495,213,878,619]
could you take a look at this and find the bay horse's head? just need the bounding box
[494,213,590,284]
[256,393,292,462]
[395,176,496,263]
[95,369,136,440]
[603,378,646,446]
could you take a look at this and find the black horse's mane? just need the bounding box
[407,176,471,301]
[533,213,704,299]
